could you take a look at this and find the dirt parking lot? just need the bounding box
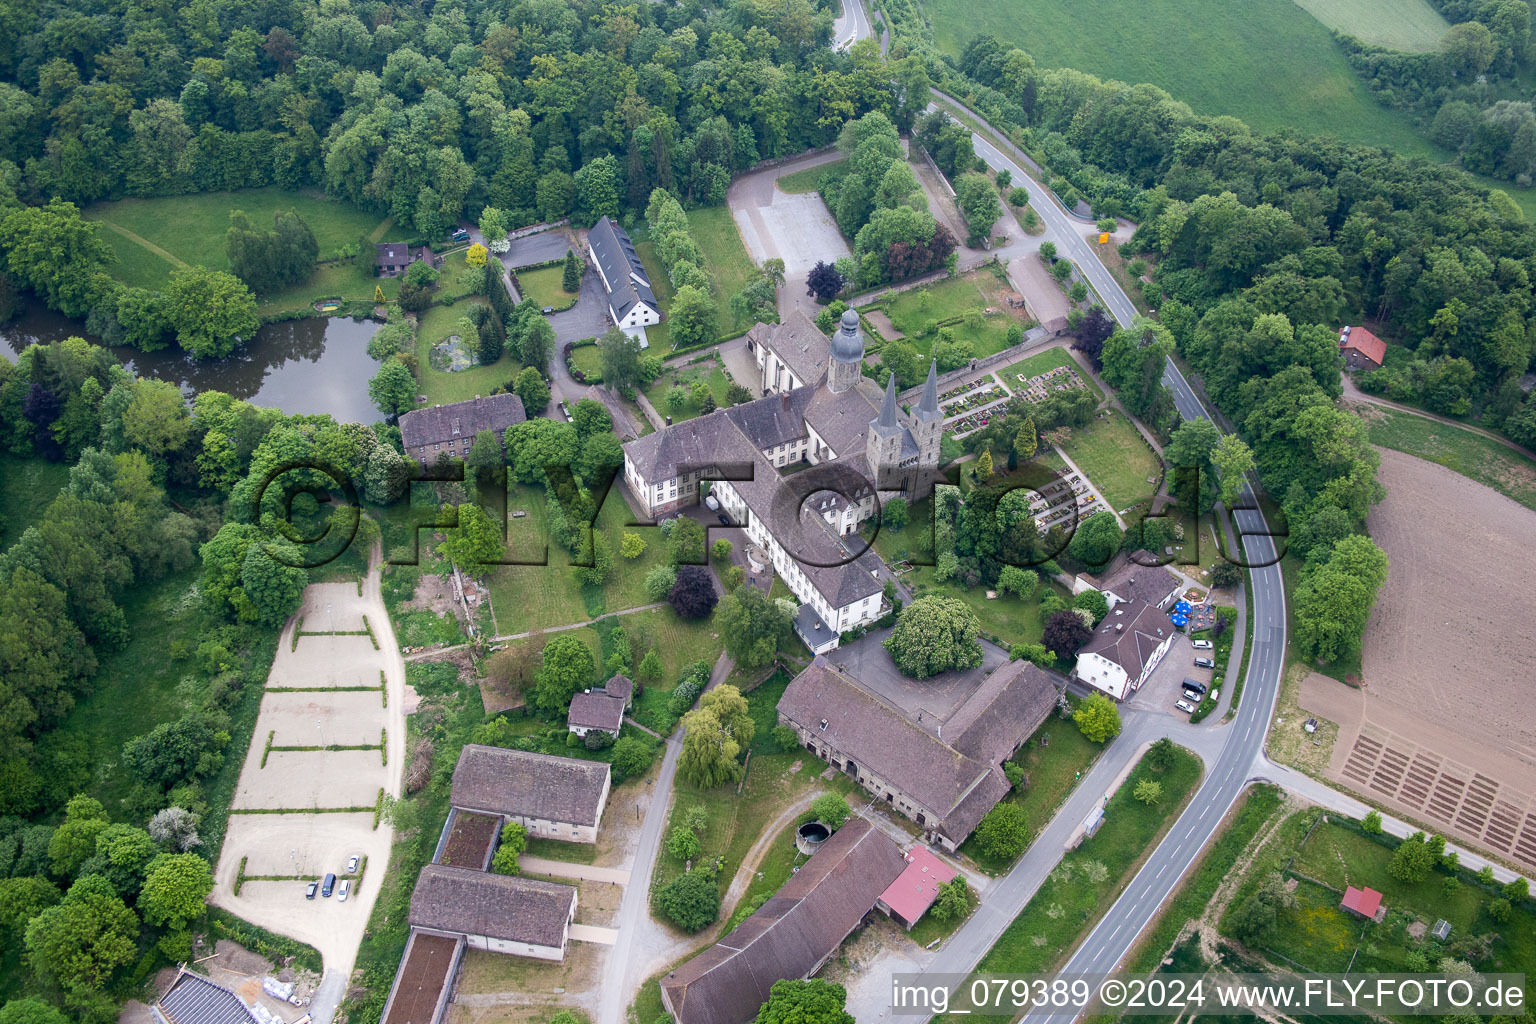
[297,582,368,632]
[255,690,387,747]
[1361,447,1536,762]
[212,564,406,979]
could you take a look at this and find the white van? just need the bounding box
[704,495,720,511]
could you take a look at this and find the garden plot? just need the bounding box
[254,690,387,747]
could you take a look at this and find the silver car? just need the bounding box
[1175,699,1197,714]
[1191,639,1213,650]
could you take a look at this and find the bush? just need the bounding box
[610,736,654,782]
[810,793,851,829]
[668,681,703,716]
[974,802,1029,860]
[655,870,720,932]
[582,730,615,751]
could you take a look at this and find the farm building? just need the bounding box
[567,690,626,737]
[587,216,660,331]
[876,846,958,929]
[450,745,611,844]
[777,657,1057,851]
[409,864,577,961]
[659,819,906,1024]
[1072,598,1175,701]
[1339,326,1386,372]
[399,394,527,466]
[152,966,263,1024]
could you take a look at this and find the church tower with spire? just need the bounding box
[865,372,905,489]
[913,359,943,464]
[827,309,864,394]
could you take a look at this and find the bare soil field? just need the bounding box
[1361,448,1536,763]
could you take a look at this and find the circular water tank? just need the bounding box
[796,821,831,855]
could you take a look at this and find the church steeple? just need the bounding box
[828,309,864,393]
[871,372,901,436]
[916,359,942,423]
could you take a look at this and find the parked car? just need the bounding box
[305,881,318,900]
[541,306,554,315]
[1191,639,1213,650]
[451,228,470,242]
[1183,678,1207,695]
[346,855,359,873]
[338,880,351,902]
[1194,657,1215,669]
[321,873,336,897]
[1182,688,1204,703]
[1175,699,1197,714]
[717,513,731,526]
[704,495,720,511]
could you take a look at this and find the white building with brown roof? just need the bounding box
[1072,598,1175,700]
[1071,554,1181,611]
[776,656,1058,851]
[409,864,577,961]
[621,310,944,650]
[450,745,611,844]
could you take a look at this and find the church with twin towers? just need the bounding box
[620,307,944,650]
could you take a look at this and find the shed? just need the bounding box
[1341,885,1383,920]
[1432,919,1452,941]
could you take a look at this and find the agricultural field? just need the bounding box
[1051,409,1162,513]
[1357,447,1536,758]
[1355,402,1536,512]
[924,0,1441,157]
[83,188,388,290]
[1292,0,1449,51]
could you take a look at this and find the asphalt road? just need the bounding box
[905,88,1293,1020]
[832,0,872,51]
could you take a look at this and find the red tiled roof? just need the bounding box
[878,846,957,924]
[1340,326,1386,366]
[1341,885,1382,917]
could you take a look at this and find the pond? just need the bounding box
[0,305,382,423]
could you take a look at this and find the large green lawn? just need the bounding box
[1293,0,1448,51]
[1053,409,1162,513]
[516,264,578,311]
[643,361,738,423]
[84,188,387,290]
[872,269,1021,359]
[926,0,1442,157]
[689,205,763,339]
[1357,403,1536,512]
[414,298,525,407]
[996,346,1103,401]
[0,455,70,549]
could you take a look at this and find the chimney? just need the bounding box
[782,392,790,411]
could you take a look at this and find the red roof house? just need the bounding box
[876,846,958,929]
[1339,327,1386,371]
[1341,885,1383,920]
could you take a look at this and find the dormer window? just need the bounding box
[819,719,829,731]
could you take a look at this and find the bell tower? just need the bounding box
[828,309,864,393]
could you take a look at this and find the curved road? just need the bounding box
[907,87,1292,1014]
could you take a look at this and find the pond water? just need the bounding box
[0,306,381,423]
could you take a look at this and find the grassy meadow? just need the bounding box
[1292,0,1449,50]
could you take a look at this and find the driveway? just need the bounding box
[548,266,610,347]
[508,229,575,269]
[211,562,406,1018]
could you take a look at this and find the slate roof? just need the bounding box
[410,864,575,948]
[400,394,527,450]
[1077,599,1172,679]
[156,968,260,1024]
[778,657,1057,845]
[568,691,625,733]
[1088,556,1181,610]
[603,674,634,703]
[450,745,610,827]
[802,382,879,457]
[588,217,658,320]
[757,311,830,388]
[659,819,905,1024]
[724,388,814,450]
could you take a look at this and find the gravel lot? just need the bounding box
[212,563,406,979]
